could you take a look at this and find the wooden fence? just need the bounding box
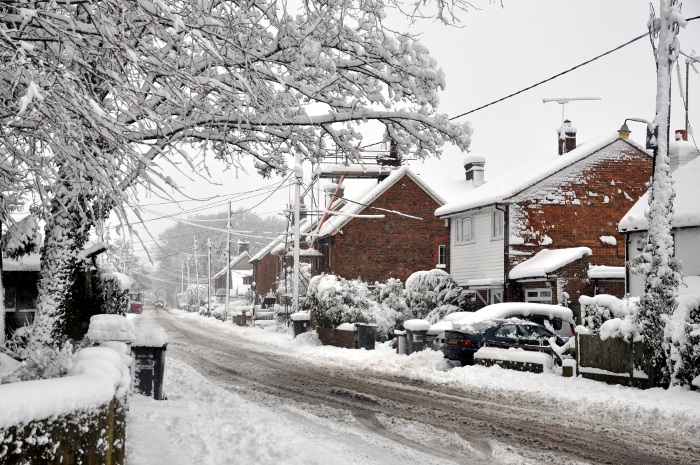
[576,334,654,389]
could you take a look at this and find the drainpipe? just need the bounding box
[624,232,631,295]
[496,205,508,303]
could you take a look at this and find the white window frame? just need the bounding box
[437,244,447,268]
[455,217,474,244]
[492,210,505,240]
[524,288,553,304]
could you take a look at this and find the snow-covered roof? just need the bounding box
[509,247,591,280]
[213,251,251,279]
[436,135,650,217]
[588,265,625,280]
[451,302,575,327]
[316,166,453,237]
[619,153,700,231]
[249,218,316,263]
[2,253,40,272]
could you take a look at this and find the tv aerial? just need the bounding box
[543,96,601,128]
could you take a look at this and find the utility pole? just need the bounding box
[225,201,232,317]
[187,255,190,288]
[194,236,200,313]
[292,153,302,314]
[181,261,184,293]
[207,238,212,316]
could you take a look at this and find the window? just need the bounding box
[437,244,447,268]
[492,210,505,239]
[525,289,552,304]
[455,217,474,243]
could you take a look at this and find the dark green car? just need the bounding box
[441,319,562,366]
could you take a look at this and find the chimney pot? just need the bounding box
[558,119,577,155]
[675,129,688,141]
[463,154,486,187]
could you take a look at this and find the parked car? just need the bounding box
[154,299,165,308]
[128,292,143,314]
[430,302,576,351]
[441,319,564,366]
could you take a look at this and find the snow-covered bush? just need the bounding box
[404,269,473,323]
[371,278,408,339]
[306,275,374,329]
[666,294,700,389]
[184,285,207,311]
[276,263,311,299]
[98,268,131,315]
[580,294,638,331]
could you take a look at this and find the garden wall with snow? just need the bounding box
[0,317,132,464]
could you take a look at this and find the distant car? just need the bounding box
[128,292,143,314]
[441,319,564,366]
[154,299,165,308]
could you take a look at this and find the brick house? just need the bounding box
[212,240,252,301]
[313,166,453,284]
[619,132,700,296]
[435,126,653,316]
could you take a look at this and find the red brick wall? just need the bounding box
[322,175,449,284]
[591,279,626,298]
[252,252,281,301]
[316,327,357,349]
[509,142,651,270]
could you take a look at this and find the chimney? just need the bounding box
[289,197,308,226]
[558,119,577,155]
[463,154,485,188]
[323,179,344,207]
[237,239,250,255]
[675,129,687,141]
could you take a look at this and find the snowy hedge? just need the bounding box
[306,274,400,340]
[580,294,638,332]
[404,269,473,323]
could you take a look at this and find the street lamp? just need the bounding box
[618,118,659,179]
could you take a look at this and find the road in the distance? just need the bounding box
[147,308,698,465]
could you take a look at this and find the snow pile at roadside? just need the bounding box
[127,359,357,465]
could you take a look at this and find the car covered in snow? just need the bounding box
[441,318,565,366]
[429,302,575,352]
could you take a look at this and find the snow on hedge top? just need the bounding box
[0,346,127,428]
[403,319,431,331]
[588,265,625,279]
[100,267,132,291]
[509,247,591,280]
[436,135,648,216]
[2,253,40,271]
[87,314,136,342]
[619,153,700,231]
[451,303,574,328]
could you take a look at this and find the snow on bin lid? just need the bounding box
[403,319,431,331]
[87,314,136,342]
[336,323,358,332]
[290,312,311,321]
[133,327,168,347]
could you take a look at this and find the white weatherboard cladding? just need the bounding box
[626,228,700,297]
[450,210,503,286]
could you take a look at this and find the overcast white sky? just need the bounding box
[129,0,700,260]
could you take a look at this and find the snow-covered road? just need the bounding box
[126,309,700,464]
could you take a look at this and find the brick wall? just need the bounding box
[252,252,280,300]
[316,327,357,349]
[509,141,652,269]
[322,174,449,284]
